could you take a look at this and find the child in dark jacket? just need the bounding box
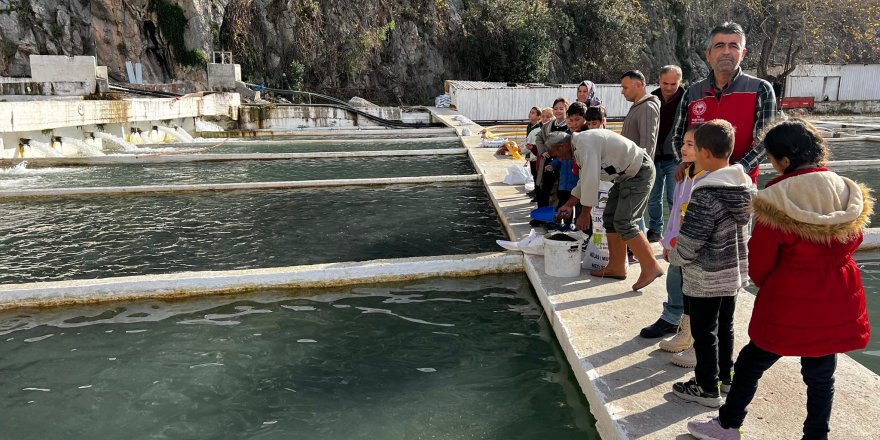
[687,119,872,440]
[668,119,755,408]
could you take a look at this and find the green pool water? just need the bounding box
[0,156,474,189]
[0,184,503,284]
[826,139,879,161]
[0,274,598,440]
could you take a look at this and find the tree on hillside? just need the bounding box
[746,0,880,84]
[555,0,647,83]
[734,0,880,99]
[459,0,562,83]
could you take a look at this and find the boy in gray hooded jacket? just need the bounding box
[668,119,755,408]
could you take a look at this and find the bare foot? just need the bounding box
[632,265,664,291]
[590,268,627,280]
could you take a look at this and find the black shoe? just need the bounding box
[672,378,722,407]
[647,229,663,243]
[639,318,678,338]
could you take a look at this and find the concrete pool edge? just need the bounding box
[426,107,880,439]
[0,174,483,198]
[0,252,524,310]
[7,148,469,166]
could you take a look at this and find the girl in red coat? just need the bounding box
[687,119,873,440]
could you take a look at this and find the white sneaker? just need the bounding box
[672,346,697,368]
[687,416,742,440]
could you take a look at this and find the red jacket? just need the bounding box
[748,168,872,357]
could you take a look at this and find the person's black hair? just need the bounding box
[620,70,646,83]
[566,102,588,118]
[707,22,746,49]
[585,105,605,121]
[763,118,830,173]
[693,119,735,159]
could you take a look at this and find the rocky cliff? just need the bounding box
[0,0,874,104]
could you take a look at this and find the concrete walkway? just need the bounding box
[428,108,880,439]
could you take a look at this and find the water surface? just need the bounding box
[0,275,598,440]
[0,184,503,284]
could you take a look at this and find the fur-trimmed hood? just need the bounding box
[752,170,874,244]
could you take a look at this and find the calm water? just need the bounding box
[0,275,598,439]
[0,156,474,189]
[117,139,462,155]
[0,184,503,284]
[826,140,879,161]
[851,252,880,375]
[757,168,877,226]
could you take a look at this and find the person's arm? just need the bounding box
[737,81,777,174]
[670,91,690,162]
[747,222,782,288]
[667,190,714,267]
[640,103,660,158]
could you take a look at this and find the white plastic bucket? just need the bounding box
[543,232,584,277]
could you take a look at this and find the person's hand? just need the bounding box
[542,152,551,159]
[674,161,691,183]
[556,206,573,219]
[575,210,591,231]
[663,248,670,262]
[544,165,555,172]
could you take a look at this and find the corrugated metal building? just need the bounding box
[444,81,647,120]
[785,64,880,101]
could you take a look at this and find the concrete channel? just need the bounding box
[427,107,880,439]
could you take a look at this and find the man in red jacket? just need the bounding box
[670,22,777,184]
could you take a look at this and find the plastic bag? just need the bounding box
[503,165,532,185]
[583,182,616,270]
[496,229,545,255]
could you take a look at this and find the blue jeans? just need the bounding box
[660,264,684,325]
[647,158,678,232]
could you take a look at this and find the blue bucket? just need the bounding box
[530,206,557,223]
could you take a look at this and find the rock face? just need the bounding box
[0,0,781,103]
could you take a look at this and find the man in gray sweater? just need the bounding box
[620,70,661,158]
[550,130,664,291]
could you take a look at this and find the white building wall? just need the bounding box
[29,55,98,94]
[446,81,639,120]
[785,64,880,101]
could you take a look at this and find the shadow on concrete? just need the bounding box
[600,349,691,402]
[554,288,642,310]
[618,394,714,438]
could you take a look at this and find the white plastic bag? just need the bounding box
[503,165,531,185]
[496,229,545,255]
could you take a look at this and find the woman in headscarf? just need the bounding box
[576,80,602,107]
